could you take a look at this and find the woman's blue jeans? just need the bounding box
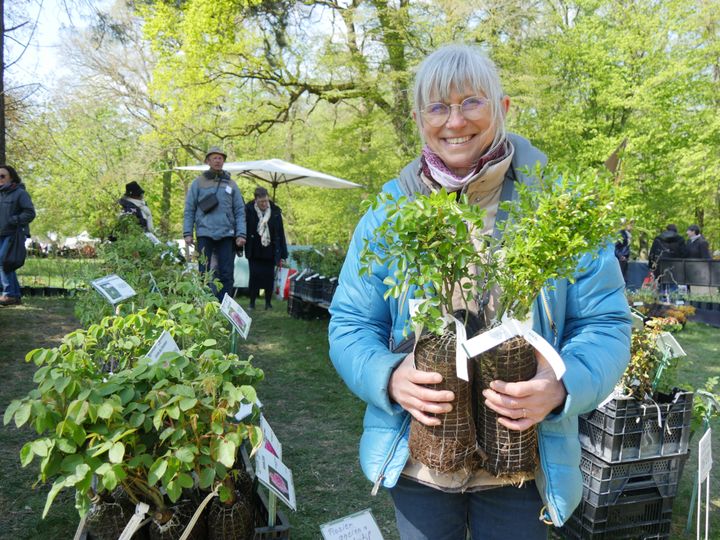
[389,476,548,540]
[0,235,21,298]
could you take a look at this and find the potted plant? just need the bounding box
[4,308,264,540]
[472,166,624,476]
[361,188,493,473]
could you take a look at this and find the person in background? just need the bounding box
[614,219,633,283]
[0,165,36,306]
[328,44,630,539]
[244,186,288,310]
[685,225,711,259]
[183,146,246,301]
[648,223,686,273]
[118,181,154,232]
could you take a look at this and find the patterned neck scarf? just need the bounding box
[421,140,509,191]
[254,202,271,247]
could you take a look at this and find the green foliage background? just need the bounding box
[8,0,719,252]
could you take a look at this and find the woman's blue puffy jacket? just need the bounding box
[328,140,631,526]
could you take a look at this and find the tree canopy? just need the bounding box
[7,0,719,253]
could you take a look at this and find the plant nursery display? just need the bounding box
[360,165,623,478]
[3,308,265,539]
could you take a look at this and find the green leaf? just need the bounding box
[97,401,114,419]
[148,458,167,487]
[175,447,195,463]
[215,439,236,468]
[14,402,32,428]
[177,472,194,489]
[199,467,215,489]
[179,397,197,411]
[109,442,125,464]
[3,400,21,425]
[42,479,66,518]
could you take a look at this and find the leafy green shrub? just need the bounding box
[3,308,263,518]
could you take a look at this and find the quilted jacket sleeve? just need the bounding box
[549,245,632,420]
[328,199,407,417]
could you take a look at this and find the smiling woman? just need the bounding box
[329,43,631,540]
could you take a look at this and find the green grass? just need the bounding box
[15,256,102,289]
[1,300,718,539]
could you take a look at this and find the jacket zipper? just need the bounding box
[537,287,563,525]
[371,414,411,496]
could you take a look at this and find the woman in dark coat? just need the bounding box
[245,186,288,309]
[0,165,36,306]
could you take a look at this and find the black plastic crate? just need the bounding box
[578,391,693,463]
[580,450,687,506]
[560,490,674,539]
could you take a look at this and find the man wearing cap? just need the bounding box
[118,181,154,232]
[183,146,247,301]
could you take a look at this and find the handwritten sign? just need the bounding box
[220,293,252,339]
[91,274,136,305]
[321,509,384,540]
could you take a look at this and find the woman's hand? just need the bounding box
[389,352,455,426]
[482,349,567,431]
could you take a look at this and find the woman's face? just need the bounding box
[0,168,10,186]
[416,88,510,176]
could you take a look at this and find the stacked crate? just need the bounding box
[559,390,693,539]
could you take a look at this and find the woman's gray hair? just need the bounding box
[413,44,507,151]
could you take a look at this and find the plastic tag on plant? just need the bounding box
[453,316,469,381]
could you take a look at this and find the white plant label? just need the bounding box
[234,398,263,422]
[633,301,644,306]
[260,414,283,460]
[220,293,252,339]
[91,274,136,305]
[461,318,566,380]
[454,316,469,381]
[656,332,686,359]
[630,311,645,330]
[145,331,180,365]
[255,446,296,511]
[697,428,713,540]
[698,428,713,483]
[145,232,161,245]
[320,509,384,540]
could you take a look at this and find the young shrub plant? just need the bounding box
[360,188,493,473]
[3,309,263,530]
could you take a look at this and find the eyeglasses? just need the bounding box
[0,174,7,179]
[421,96,489,127]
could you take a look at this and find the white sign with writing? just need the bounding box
[321,509,384,540]
[91,274,136,305]
[255,446,296,511]
[145,331,180,365]
[220,293,252,339]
